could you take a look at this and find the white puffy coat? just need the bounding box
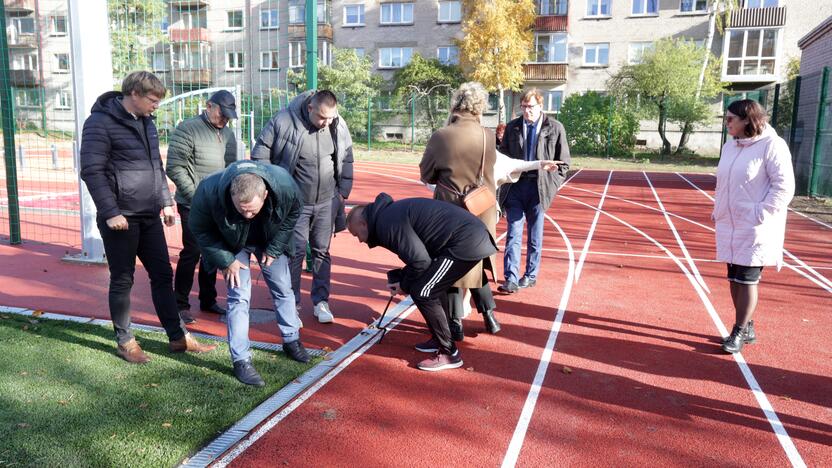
[712,125,795,268]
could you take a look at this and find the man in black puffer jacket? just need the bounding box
[80,71,216,364]
[346,193,497,372]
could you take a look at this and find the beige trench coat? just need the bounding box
[419,112,498,288]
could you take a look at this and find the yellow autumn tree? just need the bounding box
[458,0,536,123]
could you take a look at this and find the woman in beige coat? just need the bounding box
[419,82,501,338]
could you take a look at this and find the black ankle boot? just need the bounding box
[482,309,501,334]
[722,323,754,354]
[450,318,464,341]
[722,321,756,346]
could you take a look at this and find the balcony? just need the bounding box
[729,6,786,28]
[5,0,35,13]
[170,68,211,86]
[7,33,37,48]
[535,15,567,32]
[169,28,210,42]
[287,24,334,41]
[167,0,209,7]
[523,63,567,81]
[9,69,40,87]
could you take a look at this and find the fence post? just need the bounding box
[0,0,22,244]
[788,76,802,152]
[410,92,416,152]
[771,83,780,128]
[17,144,25,169]
[606,96,613,158]
[809,66,829,197]
[51,144,59,169]
[367,95,372,151]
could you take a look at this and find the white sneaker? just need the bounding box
[313,301,334,323]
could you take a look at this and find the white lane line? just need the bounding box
[644,171,710,294]
[558,193,806,468]
[354,169,425,186]
[501,213,575,468]
[541,247,723,263]
[575,171,612,283]
[214,301,418,468]
[788,207,832,230]
[675,173,832,294]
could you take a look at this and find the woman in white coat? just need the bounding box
[713,99,795,354]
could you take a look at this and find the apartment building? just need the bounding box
[3,0,72,132]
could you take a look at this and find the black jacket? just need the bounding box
[363,193,497,293]
[498,114,571,212]
[80,91,172,219]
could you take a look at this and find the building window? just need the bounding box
[343,4,365,26]
[744,0,778,8]
[586,0,611,16]
[289,42,305,68]
[288,0,328,24]
[632,0,658,15]
[381,3,414,25]
[680,0,707,12]
[50,16,67,36]
[12,54,38,70]
[55,90,72,110]
[379,47,413,68]
[628,42,653,64]
[539,0,569,15]
[172,43,209,69]
[725,28,777,77]
[319,41,332,66]
[150,52,168,71]
[14,89,41,108]
[437,46,459,65]
[227,52,244,71]
[535,33,567,63]
[438,1,462,23]
[377,91,393,111]
[584,43,609,66]
[227,10,244,29]
[55,53,70,72]
[543,90,563,113]
[260,9,279,29]
[351,47,365,57]
[10,17,35,38]
[260,51,279,70]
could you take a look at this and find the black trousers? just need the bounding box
[174,205,218,310]
[447,271,497,320]
[408,256,478,354]
[97,215,187,345]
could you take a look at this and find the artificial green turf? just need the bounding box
[0,313,318,467]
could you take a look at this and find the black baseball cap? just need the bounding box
[208,90,238,119]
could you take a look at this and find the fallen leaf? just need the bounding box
[322,346,333,353]
[161,422,172,428]
[31,310,44,318]
[466,367,475,372]
[562,366,573,374]
[110,433,117,439]
[58,400,68,406]
[144,383,159,388]
[184,408,193,414]
[19,371,28,376]
[17,423,30,429]
[780,395,792,401]
[139,403,149,409]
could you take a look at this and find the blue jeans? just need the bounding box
[503,177,544,284]
[291,201,333,306]
[226,248,301,363]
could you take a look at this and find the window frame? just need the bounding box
[55,89,72,110]
[744,0,778,8]
[150,51,168,72]
[586,0,611,17]
[226,9,244,30]
[54,53,70,73]
[631,0,658,16]
[50,15,67,36]
[259,50,279,71]
[15,88,41,108]
[583,42,610,66]
[543,90,564,113]
[379,47,413,69]
[380,3,414,25]
[679,0,708,13]
[289,42,305,68]
[722,27,780,81]
[533,32,568,63]
[343,4,365,26]
[627,41,654,64]
[438,1,462,23]
[226,51,245,71]
[538,0,569,15]
[437,46,459,65]
[260,9,279,29]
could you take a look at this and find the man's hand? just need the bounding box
[105,215,128,231]
[387,282,404,296]
[259,253,275,267]
[222,259,249,289]
[162,206,176,227]
[540,160,566,172]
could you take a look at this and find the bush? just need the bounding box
[559,91,638,157]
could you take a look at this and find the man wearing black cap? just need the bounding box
[166,90,238,323]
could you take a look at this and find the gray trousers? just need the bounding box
[291,200,333,306]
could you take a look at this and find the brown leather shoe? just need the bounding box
[169,333,217,353]
[117,338,150,364]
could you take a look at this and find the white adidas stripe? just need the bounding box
[420,258,453,297]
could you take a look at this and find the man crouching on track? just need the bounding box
[346,193,498,372]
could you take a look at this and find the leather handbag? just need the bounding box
[439,128,496,216]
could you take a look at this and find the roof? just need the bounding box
[798,15,832,50]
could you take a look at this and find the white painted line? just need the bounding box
[353,169,425,186]
[540,247,722,263]
[788,207,832,230]
[575,171,611,283]
[644,171,710,294]
[214,302,418,467]
[558,193,806,468]
[501,214,575,468]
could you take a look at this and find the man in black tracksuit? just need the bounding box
[346,193,497,372]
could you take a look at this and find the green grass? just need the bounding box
[0,314,317,467]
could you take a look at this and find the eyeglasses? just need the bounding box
[143,95,161,106]
[520,104,540,109]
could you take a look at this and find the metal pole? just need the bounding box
[234,85,244,160]
[249,111,255,154]
[17,145,25,169]
[771,83,780,128]
[51,144,59,169]
[809,66,829,197]
[305,0,318,90]
[367,95,372,150]
[0,0,21,244]
[788,76,802,152]
[410,92,415,152]
[65,0,114,264]
[606,96,613,158]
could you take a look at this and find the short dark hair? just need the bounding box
[727,99,767,138]
[345,204,366,228]
[310,90,338,108]
[230,173,266,203]
[121,71,166,99]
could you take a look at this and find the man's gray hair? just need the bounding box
[230,173,266,203]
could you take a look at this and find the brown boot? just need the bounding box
[169,333,217,353]
[117,338,151,364]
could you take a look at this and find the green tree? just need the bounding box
[458,0,536,124]
[392,54,464,132]
[559,92,639,157]
[108,0,168,87]
[288,49,383,138]
[608,38,725,155]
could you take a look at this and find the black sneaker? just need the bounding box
[233,358,265,386]
[284,340,310,363]
[498,281,519,294]
[179,309,196,324]
[417,350,463,372]
[722,321,756,348]
[518,276,537,288]
[201,303,226,315]
[414,337,440,353]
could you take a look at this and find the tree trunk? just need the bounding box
[696,4,718,100]
[677,121,693,154]
[498,85,505,125]
[658,99,672,155]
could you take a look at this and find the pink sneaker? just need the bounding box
[416,350,463,372]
